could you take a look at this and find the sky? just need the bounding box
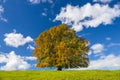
[0,0,120,70]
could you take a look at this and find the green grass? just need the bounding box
[0,70,120,80]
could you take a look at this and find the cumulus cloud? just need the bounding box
[0,53,7,63]
[93,0,112,3]
[4,30,33,48]
[25,56,36,60]
[41,12,47,16]
[28,0,53,4]
[27,44,35,50]
[54,3,120,32]
[69,54,120,70]
[87,54,120,69]
[0,5,7,22]
[0,51,31,70]
[91,43,104,54]
[28,0,40,4]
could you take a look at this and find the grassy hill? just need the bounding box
[0,70,120,80]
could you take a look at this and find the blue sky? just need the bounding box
[0,0,120,70]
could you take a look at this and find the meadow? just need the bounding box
[0,70,120,80]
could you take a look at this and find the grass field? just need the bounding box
[0,70,120,80]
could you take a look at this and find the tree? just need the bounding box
[33,24,89,71]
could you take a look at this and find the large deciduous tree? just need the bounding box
[33,24,89,71]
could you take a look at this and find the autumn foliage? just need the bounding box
[33,24,89,70]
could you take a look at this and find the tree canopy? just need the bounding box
[33,24,89,70]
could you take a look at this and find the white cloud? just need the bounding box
[69,54,120,70]
[27,44,35,50]
[0,5,7,22]
[41,8,48,16]
[106,37,111,41]
[25,56,36,60]
[93,0,112,3]
[28,0,53,4]
[0,51,31,70]
[87,54,120,69]
[108,43,120,47]
[28,0,40,4]
[0,53,7,63]
[4,30,33,48]
[54,3,120,32]
[78,33,91,37]
[41,12,47,16]
[91,43,104,54]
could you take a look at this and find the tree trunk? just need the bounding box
[57,66,62,71]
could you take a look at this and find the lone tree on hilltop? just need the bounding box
[33,24,89,71]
